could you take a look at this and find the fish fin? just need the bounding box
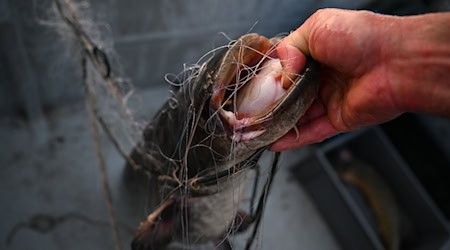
[231,210,254,233]
[131,198,177,250]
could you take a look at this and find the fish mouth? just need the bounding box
[210,33,320,144]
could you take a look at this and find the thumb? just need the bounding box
[276,13,314,87]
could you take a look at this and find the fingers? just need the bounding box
[276,8,335,59]
[278,14,314,56]
[276,43,307,88]
[279,9,380,76]
[271,11,331,151]
[270,116,339,151]
[271,8,370,151]
[276,12,313,88]
[297,100,326,126]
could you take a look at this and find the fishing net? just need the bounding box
[48,1,284,249]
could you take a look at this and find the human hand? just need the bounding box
[271,8,450,151]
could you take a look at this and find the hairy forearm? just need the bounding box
[388,12,450,116]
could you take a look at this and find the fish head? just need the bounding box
[209,33,320,151]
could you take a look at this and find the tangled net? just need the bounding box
[48,1,284,249]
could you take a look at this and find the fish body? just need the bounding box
[129,33,320,249]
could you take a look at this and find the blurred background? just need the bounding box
[1,0,449,249]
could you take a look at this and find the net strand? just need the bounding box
[54,1,124,249]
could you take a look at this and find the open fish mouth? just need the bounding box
[129,33,320,250]
[129,33,321,180]
[50,1,320,248]
[208,33,320,148]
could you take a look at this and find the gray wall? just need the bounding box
[0,0,435,119]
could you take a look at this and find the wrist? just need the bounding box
[386,12,450,116]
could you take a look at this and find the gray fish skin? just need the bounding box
[129,34,320,249]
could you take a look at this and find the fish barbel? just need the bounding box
[129,33,320,250]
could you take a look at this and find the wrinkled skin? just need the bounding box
[271,9,450,151]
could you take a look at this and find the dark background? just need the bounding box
[1,0,449,250]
